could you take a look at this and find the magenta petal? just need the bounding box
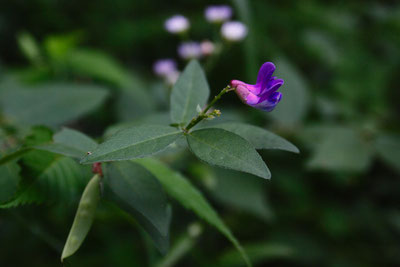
[256,62,276,91]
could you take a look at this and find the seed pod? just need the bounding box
[61,174,101,262]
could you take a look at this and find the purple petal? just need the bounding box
[255,62,276,93]
[253,92,282,112]
[267,78,284,94]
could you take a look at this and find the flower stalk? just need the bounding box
[184,85,234,132]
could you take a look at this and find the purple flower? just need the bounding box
[205,5,233,23]
[230,62,283,112]
[153,59,177,77]
[165,15,190,34]
[177,42,202,60]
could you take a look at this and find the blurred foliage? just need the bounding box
[0,0,400,266]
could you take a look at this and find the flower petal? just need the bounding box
[267,78,284,92]
[253,92,282,112]
[255,62,276,93]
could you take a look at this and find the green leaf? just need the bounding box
[61,174,101,262]
[187,128,270,179]
[374,133,400,173]
[135,158,251,267]
[154,223,203,267]
[170,60,210,124]
[44,33,80,62]
[307,126,373,172]
[104,112,171,138]
[0,83,109,127]
[81,125,182,164]
[17,32,43,66]
[66,49,133,87]
[36,127,98,158]
[116,84,155,121]
[210,122,299,153]
[269,59,310,127]
[1,153,86,208]
[0,148,33,166]
[104,161,171,254]
[197,165,273,221]
[218,242,294,267]
[0,162,21,203]
[66,49,155,118]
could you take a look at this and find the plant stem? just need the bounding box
[184,85,234,132]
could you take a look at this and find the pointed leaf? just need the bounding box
[61,174,101,261]
[187,128,270,179]
[170,60,210,124]
[104,161,171,253]
[81,125,182,164]
[211,122,299,153]
[136,158,251,267]
[36,128,98,158]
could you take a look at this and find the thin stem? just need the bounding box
[184,85,234,132]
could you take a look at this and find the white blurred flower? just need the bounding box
[164,15,190,34]
[166,70,180,85]
[221,21,248,41]
[200,40,215,56]
[153,59,177,77]
[177,42,202,60]
[205,5,232,23]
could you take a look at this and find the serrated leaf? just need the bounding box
[308,126,373,172]
[61,174,101,262]
[135,158,251,267]
[0,162,21,203]
[0,83,109,127]
[36,128,98,158]
[81,125,182,164]
[104,161,171,253]
[374,133,400,173]
[1,153,86,208]
[187,128,270,179]
[170,60,210,124]
[210,122,299,153]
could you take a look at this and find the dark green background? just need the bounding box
[0,0,399,266]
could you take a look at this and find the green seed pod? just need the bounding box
[61,174,101,262]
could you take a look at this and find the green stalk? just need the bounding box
[184,85,234,132]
